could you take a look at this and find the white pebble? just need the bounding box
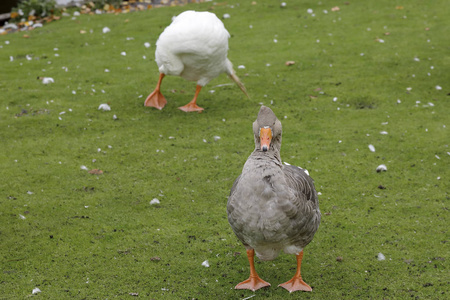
[223,13,230,19]
[202,260,210,267]
[42,77,54,84]
[368,144,376,152]
[377,253,386,261]
[144,42,151,48]
[98,103,111,111]
[102,27,110,34]
[435,85,442,90]
[32,288,41,294]
[376,164,387,172]
[150,198,160,205]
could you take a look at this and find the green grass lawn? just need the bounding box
[1,0,448,298]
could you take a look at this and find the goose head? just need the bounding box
[252,106,282,153]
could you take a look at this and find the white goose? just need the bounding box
[144,10,248,112]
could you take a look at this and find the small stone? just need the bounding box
[202,260,210,267]
[376,164,387,172]
[150,198,160,205]
[41,77,54,84]
[98,103,111,111]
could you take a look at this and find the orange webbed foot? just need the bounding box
[278,277,312,293]
[144,90,167,110]
[178,102,204,112]
[235,276,271,291]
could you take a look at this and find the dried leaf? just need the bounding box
[285,61,295,66]
[88,169,103,175]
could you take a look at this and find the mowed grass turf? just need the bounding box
[0,0,448,298]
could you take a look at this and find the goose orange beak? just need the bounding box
[260,127,272,152]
